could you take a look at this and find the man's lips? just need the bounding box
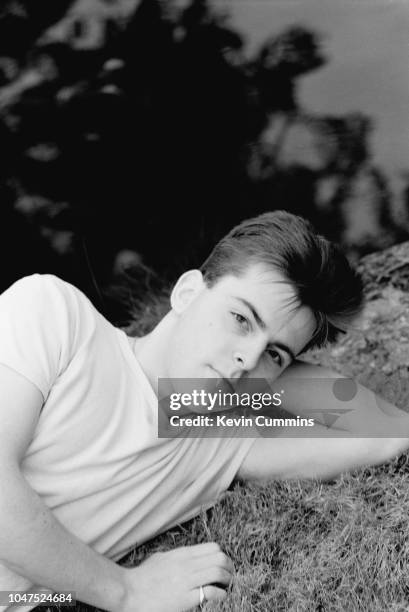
[209,367,236,393]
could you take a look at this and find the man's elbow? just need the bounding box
[298,437,409,483]
[332,437,409,480]
[380,437,409,465]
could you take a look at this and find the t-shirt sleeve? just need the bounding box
[0,274,86,401]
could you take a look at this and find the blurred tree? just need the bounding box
[254,26,326,113]
[0,0,406,318]
[0,1,76,62]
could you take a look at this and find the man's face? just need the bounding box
[164,263,316,385]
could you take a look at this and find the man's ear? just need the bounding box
[170,270,206,314]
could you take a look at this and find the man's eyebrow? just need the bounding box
[272,341,295,363]
[234,296,296,362]
[234,297,266,329]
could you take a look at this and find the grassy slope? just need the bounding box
[40,247,409,612]
[63,451,409,612]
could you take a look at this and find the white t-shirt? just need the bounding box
[0,274,256,603]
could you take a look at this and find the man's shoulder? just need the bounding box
[0,273,104,339]
[7,273,98,310]
[2,273,80,300]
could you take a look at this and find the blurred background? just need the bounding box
[0,0,408,321]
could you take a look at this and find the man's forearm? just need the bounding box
[0,464,128,611]
[285,383,409,467]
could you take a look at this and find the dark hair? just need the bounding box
[200,210,364,353]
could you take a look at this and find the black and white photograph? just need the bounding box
[0,1,409,610]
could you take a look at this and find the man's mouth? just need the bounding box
[209,367,236,393]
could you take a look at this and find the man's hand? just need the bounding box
[121,543,233,612]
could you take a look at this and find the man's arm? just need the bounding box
[237,361,409,483]
[237,426,407,482]
[277,360,409,435]
[0,365,128,611]
[0,365,232,612]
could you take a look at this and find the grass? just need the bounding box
[123,456,409,611]
[37,450,409,612]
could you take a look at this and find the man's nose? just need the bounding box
[232,342,264,375]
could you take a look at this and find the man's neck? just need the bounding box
[127,312,175,394]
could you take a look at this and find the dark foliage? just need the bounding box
[0,0,405,321]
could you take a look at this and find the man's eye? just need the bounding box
[232,312,250,330]
[267,349,282,366]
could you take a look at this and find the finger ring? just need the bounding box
[199,585,206,606]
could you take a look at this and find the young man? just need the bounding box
[0,211,408,612]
